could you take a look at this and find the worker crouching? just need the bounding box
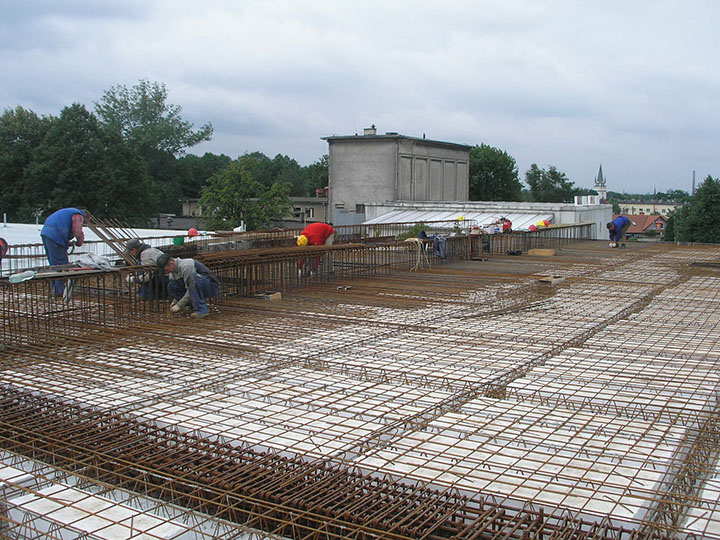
[156,253,220,319]
[125,239,169,299]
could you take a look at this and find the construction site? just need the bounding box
[1,222,720,540]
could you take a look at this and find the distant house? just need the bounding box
[180,196,329,230]
[615,214,666,238]
[618,201,681,217]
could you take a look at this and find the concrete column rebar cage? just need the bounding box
[2,221,594,277]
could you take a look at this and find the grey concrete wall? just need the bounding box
[396,139,469,201]
[328,140,397,214]
[326,135,470,223]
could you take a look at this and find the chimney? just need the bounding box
[363,125,376,136]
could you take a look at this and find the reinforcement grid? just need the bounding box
[1,242,720,539]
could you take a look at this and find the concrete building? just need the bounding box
[180,196,330,230]
[323,127,471,225]
[618,200,682,217]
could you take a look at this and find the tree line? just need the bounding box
[0,80,328,229]
[2,80,714,239]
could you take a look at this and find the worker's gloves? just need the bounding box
[170,300,181,313]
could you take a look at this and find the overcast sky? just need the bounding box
[2,1,718,194]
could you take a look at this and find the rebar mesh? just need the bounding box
[1,240,720,539]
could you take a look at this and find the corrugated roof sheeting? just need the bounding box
[363,210,553,231]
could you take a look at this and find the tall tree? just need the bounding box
[176,152,232,199]
[304,154,329,196]
[200,156,292,231]
[95,80,213,212]
[270,154,305,196]
[468,144,522,201]
[95,79,212,155]
[672,176,720,243]
[0,106,55,221]
[23,103,154,223]
[525,164,578,203]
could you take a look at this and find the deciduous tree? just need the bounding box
[176,152,232,199]
[23,104,154,222]
[671,176,720,243]
[305,154,329,196]
[0,106,55,220]
[469,144,522,201]
[200,156,292,231]
[95,79,212,155]
[95,80,213,213]
[525,164,578,203]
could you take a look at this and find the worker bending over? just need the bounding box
[40,207,88,297]
[297,222,335,247]
[125,239,168,299]
[156,253,219,319]
[297,222,335,275]
[607,216,631,248]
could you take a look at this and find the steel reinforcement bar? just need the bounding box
[0,387,662,540]
[0,240,472,348]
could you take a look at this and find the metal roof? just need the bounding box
[363,209,553,231]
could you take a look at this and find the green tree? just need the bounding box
[672,176,720,243]
[95,79,212,155]
[0,106,55,221]
[200,156,292,231]
[95,79,213,213]
[23,104,154,223]
[304,154,329,196]
[270,154,305,196]
[663,189,691,201]
[664,209,680,241]
[468,144,523,201]
[176,152,232,199]
[525,164,578,203]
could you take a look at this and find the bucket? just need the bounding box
[173,236,185,246]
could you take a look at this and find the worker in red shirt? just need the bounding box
[0,237,8,268]
[297,222,335,247]
[297,222,335,276]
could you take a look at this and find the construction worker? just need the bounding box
[297,222,335,275]
[156,253,219,319]
[607,216,631,248]
[0,237,7,267]
[125,239,168,299]
[40,208,88,297]
[297,222,335,247]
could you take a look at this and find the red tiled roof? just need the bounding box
[614,214,665,234]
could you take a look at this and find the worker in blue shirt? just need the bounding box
[40,208,88,296]
[607,216,631,248]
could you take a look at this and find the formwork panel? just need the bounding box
[684,463,720,539]
[129,368,454,458]
[353,397,687,530]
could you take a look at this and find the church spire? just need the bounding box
[595,164,606,188]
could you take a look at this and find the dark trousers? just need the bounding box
[168,274,219,314]
[41,235,68,297]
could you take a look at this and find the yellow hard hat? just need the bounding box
[458,215,464,221]
[297,235,308,247]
